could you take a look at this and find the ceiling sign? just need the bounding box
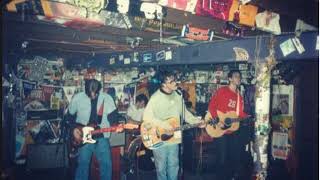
[181,24,213,41]
[40,1,104,29]
[132,16,182,35]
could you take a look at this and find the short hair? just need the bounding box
[85,79,102,97]
[227,70,241,79]
[158,70,175,85]
[136,94,148,104]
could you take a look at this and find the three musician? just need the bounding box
[67,70,251,180]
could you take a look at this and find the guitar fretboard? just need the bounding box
[173,122,201,132]
[91,127,117,135]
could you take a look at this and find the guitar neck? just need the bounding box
[91,127,117,135]
[230,117,249,123]
[173,122,200,132]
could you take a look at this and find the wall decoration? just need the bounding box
[272,85,294,116]
[140,2,164,20]
[63,86,77,103]
[156,50,166,61]
[143,53,153,62]
[272,132,289,160]
[158,0,198,13]
[233,47,249,61]
[280,39,296,57]
[196,0,234,21]
[22,80,37,98]
[133,52,139,62]
[181,24,214,41]
[291,37,305,54]
[238,4,258,27]
[110,57,116,64]
[165,50,172,60]
[124,58,131,64]
[255,11,281,35]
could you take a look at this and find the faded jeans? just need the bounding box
[152,144,179,180]
[75,138,112,180]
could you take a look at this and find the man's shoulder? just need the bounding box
[149,90,162,99]
[217,86,229,92]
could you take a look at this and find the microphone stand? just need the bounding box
[178,89,185,180]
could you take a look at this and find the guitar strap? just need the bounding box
[236,89,240,117]
[88,97,104,139]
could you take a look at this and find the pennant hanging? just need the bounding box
[22,80,36,98]
[41,85,55,102]
[63,86,77,103]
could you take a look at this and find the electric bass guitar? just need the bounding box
[71,123,138,148]
[140,117,203,150]
[205,110,251,138]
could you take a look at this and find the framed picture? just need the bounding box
[272,85,294,116]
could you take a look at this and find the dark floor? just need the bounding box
[2,153,294,180]
[5,162,217,180]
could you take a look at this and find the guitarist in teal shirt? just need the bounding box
[68,79,123,180]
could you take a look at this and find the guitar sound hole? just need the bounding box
[161,134,173,141]
[224,118,232,126]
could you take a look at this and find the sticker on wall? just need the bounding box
[110,57,115,65]
[272,132,289,160]
[143,53,152,63]
[280,39,296,57]
[133,52,139,62]
[291,37,305,54]
[124,58,131,64]
[119,54,124,61]
[156,50,166,61]
[239,63,248,70]
[63,86,77,103]
[233,47,249,61]
[22,80,36,98]
[165,51,172,60]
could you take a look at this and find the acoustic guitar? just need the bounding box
[140,117,202,150]
[205,110,251,138]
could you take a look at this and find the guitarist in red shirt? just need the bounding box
[207,70,250,180]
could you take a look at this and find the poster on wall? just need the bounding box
[272,85,294,116]
[272,131,289,160]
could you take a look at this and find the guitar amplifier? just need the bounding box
[27,143,68,169]
[27,109,58,120]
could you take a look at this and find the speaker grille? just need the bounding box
[27,143,68,169]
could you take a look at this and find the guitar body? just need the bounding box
[205,110,240,138]
[140,118,182,150]
[70,123,96,149]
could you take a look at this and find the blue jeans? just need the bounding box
[152,144,179,180]
[75,138,112,180]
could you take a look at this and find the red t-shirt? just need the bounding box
[208,86,248,119]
